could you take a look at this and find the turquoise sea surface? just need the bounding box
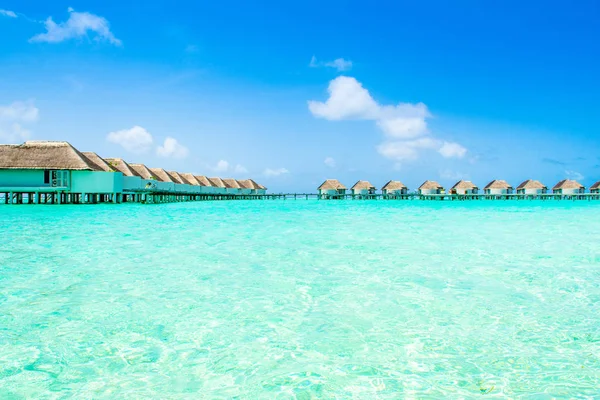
[1,200,600,398]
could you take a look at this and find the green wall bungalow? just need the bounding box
[553,179,585,195]
[104,157,148,192]
[516,179,547,195]
[450,180,478,195]
[0,141,122,196]
[351,180,376,196]
[236,179,252,195]
[238,179,266,195]
[223,178,242,195]
[418,180,444,195]
[129,163,162,191]
[148,168,176,192]
[318,179,347,197]
[381,180,408,196]
[180,173,215,194]
[168,171,196,193]
[208,177,228,194]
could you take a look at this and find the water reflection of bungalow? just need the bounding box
[208,177,228,194]
[591,181,600,194]
[450,180,478,195]
[418,180,444,195]
[381,180,408,196]
[553,179,585,195]
[516,180,547,195]
[0,141,122,203]
[318,179,347,198]
[484,180,513,195]
[351,180,376,196]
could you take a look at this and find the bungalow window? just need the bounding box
[44,170,50,184]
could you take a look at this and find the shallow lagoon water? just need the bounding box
[1,200,600,398]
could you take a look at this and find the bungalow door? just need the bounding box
[45,170,69,188]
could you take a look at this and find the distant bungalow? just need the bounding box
[450,180,478,195]
[591,181,600,194]
[553,179,585,194]
[168,171,195,193]
[238,179,267,195]
[208,177,228,194]
[381,180,408,196]
[516,179,547,195]
[222,178,242,195]
[149,168,176,192]
[318,179,347,197]
[484,180,513,195]
[105,157,151,192]
[418,180,444,195]
[351,180,376,195]
[180,173,214,194]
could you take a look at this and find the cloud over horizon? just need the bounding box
[156,137,189,159]
[309,56,353,72]
[0,100,39,142]
[107,126,153,154]
[0,9,17,18]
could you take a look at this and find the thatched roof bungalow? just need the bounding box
[149,168,176,192]
[381,180,408,195]
[553,179,584,195]
[168,171,196,193]
[82,152,114,172]
[591,181,600,194]
[351,180,376,195]
[318,179,347,196]
[450,180,478,195]
[129,163,160,190]
[222,178,242,195]
[238,179,267,195]
[418,180,444,195]
[208,177,228,194]
[484,180,513,195]
[0,141,122,194]
[179,173,215,194]
[516,180,547,195]
[104,157,148,191]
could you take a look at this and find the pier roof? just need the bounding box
[517,179,547,190]
[351,180,376,190]
[208,177,227,187]
[418,180,443,190]
[81,152,114,172]
[104,158,140,177]
[381,180,407,190]
[484,180,513,189]
[0,141,97,170]
[149,168,175,182]
[451,180,478,190]
[129,163,155,180]
[318,179,346,190]
[553,179,584,190]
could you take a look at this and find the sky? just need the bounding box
[0,0,599,192]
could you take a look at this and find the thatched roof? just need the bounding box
[0,141,97,170]
[194,175,212,186]
[591,181,600,190]
[129,163,155,180]
[222,178,241,188]
[81,152,114,172]
[256,182,267,190]
[517,179,547,190]
[238,179,265,190]
[208,177,227,187]
[167,171,189,184]
[149,168,174,182]
[451,180,478,190]
[318,179,346,190]
[179,173,203,186]
[418,180,443,190]
[351,180,376,190]
[484,180,513,189]
[104,158,140,177]
[553,179,584,190]
[381,180,407,190]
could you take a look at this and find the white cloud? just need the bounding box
[106,126,153,154]
[438,141,467,158]
[211,160,248,174]
[234,164,248,174]
[324,157,336,168]
[156,137,189,159]
[309,76,467,161]
[439,169,468,181]
[565,170,584,181]
[0,9,17,18]
[263,168,289,177]
[30,8,121,45]
[0,100,39,143]
[213,160,229,172]
[309,56,353,72]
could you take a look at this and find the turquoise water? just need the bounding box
[1,200,600,398]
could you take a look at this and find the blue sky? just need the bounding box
[1,0,599,192]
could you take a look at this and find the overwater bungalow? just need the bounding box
[418,180,444,195]
[104,157,148,192]
[168,171,196,193]
[256,182,267,195]
[208,177,228,194]
[0,141,122,203]
[381,180,408,196]
[82,152,114,172]
[236,179,253,195]
[193,175,217,194]
[149,168,176,192]
[180,173,214,194]
[129,163,161,190]
[318,179,347,197]
[591,181,600,194]
[450,180,478,195]
[222,178,242,195]
[484,180,513,195]
[553,179,585,194]
[238,179,266,195]
[351,180,376,196]
[516,179,547,195]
